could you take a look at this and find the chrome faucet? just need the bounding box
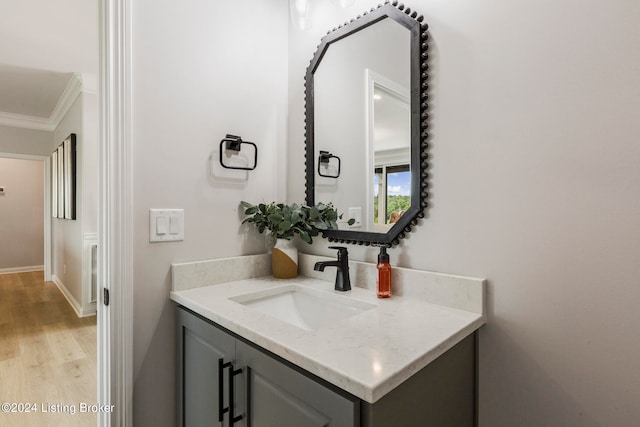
[314,246,351,292]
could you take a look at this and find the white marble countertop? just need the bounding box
[170,274,485,403]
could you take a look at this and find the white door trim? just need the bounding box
[0,152,51,281]
[99,0,133,425]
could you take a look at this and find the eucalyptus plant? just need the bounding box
[240,201,352,244]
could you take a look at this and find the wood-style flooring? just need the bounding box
[0,271,96,427]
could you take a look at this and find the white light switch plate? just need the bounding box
[348,207,362,228]
[150,209,184,242]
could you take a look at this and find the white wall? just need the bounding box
[52,95,84,305]
[0,124,52,156]
[81,92,98,234]
[288,0,640,425]
[0,0,98,78]
[0,158,44,270]
[130,0,288,424]
[50,90,98,312]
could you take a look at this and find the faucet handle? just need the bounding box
[328,246,349,259]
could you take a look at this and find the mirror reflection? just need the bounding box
[372,80,410,231]
[313,17,410,233]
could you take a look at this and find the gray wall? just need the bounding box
[0,157,44,270]
[288,0,640,425]
[130,0,288,424]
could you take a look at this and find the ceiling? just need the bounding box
[0,64,74,119]
[0,64,81,131]
[0,0,98,132]
[374,85,411,152]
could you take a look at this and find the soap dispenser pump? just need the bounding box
[376,247,391,298]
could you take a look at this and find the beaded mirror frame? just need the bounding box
[304,1,430,247]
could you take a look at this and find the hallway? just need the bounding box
[0,271,96,427]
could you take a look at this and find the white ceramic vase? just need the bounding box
[272,238,298,279]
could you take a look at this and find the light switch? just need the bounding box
[169,215,180,234]
[348,207,362,228]
[150,209,184,242]
[156,217,167,235]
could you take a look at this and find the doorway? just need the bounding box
[0,153,98,425]
[0,154,51,278]
[0,1,131,424]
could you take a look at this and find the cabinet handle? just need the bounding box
[218,358,231,422]
[228,363,244,426]
[219,358,244,425]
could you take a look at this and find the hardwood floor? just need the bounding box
[0,271,96,427]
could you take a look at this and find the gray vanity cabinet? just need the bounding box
[177,307,235,427]
[178,306,477,427]
[236,340,359,426]
[177,307,359,427]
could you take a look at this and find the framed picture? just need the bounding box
[52,150,58,218]
[57,144,65,218]
[63,134,76,220]
[52,133,77,220]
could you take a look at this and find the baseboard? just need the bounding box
[51,274,97,318]
[0,265,44,275]
[80,302,97,317]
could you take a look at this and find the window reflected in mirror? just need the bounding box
[374,165,411,228]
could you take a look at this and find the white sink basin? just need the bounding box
[229,284,377,331]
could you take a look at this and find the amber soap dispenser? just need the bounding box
[376,247,392,298]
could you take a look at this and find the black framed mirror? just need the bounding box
[305,1,429,247]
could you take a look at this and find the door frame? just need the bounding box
[0,152,51,280]
[99,0,133,425]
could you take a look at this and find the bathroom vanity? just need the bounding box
[171,254,486,426]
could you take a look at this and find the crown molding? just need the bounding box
[0,111,52,131]
[0,72,84,132]
[49,73,83,129]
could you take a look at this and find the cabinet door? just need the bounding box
[236,341,359,427]
[177,308,236,427]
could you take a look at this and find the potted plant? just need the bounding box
[240,201,348,278]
